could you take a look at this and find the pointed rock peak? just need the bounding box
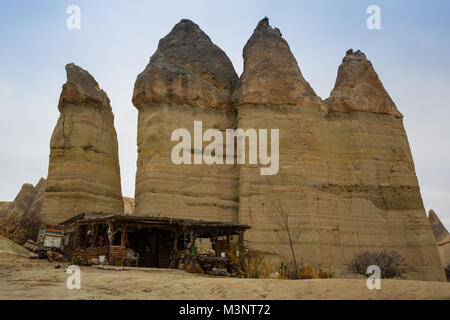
[159,19,211,45]
[428,209,449,241]
[253,17,283,39]
[59,63,111,112]
[34,178,46,191]
[232,17,324,110]
[11,183,37,209]
[133,19,238,110]
[429,209,439,221]
[65,63,100,92]
[344,49,367,63]
[325,49,402,118]
[18,183,35,193]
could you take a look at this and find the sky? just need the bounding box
[0,0,449,230]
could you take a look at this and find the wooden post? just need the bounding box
[189,230,194,254]
[239,232,244,250]
[120,228,126,247]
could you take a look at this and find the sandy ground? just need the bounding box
[0,253,448,300]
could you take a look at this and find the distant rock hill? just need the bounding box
[0,178,133,243]
[0,178,46,244]
[428,209,450,277]
[429,209,449,242]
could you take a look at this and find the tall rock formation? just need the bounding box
[0,178,46,244]
[41,64,124,223]
[132,19,239,221]
[234,18,444,281]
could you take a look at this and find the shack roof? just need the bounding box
[60,212,251,237]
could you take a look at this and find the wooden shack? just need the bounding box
[60,212,251,268]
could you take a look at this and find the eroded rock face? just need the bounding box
[129,17,443,281]
[41,64,124,224]
[429,209,449,242]
[132,20,240,220]
[234,19,444,281]
[232,17,323,110]
[0,178,46,244]
[325,49,403,118]
[133,19,237,110]
[132,19,239,221]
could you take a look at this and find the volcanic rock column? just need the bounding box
[322,49,444,281]
[234,18,444,281]
[233,18,329,263]
[132,19,239,221]
[41,64,124,223]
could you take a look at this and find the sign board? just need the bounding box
[44,235,62,248]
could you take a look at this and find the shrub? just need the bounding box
[240,249,267,279]
[345,249,406,279]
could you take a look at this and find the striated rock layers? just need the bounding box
[132,19,239,221]
[233,18,443,281]
[41,64,124,224]
[0,178,46,244]
[131,18,444,281]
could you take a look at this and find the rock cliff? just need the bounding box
[41,63,124,223]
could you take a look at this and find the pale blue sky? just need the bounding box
[1,0,449,229]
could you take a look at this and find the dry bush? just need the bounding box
[284,263,333,279]
[240,249,267,279]
[346,249,406,279]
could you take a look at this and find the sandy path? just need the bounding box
[0,253,448,300]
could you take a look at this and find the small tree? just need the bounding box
[346,249,406,279]
[270,196,300,278]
